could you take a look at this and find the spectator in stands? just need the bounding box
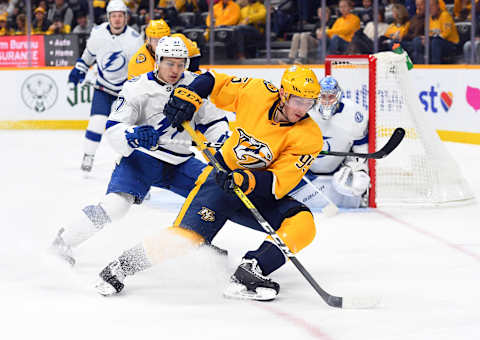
[297,0,315,28]
[68,0,89,29]
[357,0,374,25]
[47,13,71,34]
[288,6,333,64]
[411,0,459,64]
[0,0,8,14]
[234,0,266,59]
[453,0,472,21]
[463,23,480,64]
[382,3,410,50]
[127,9,140,32]
[401,0,424,56]
[348,6,389,54]
[0,12,10,36]
[322,0,360,54]
[32,6,51,34]
[14,13,27,35]
[93,0,106,24]
[179,0,200,12]
[271,0,294,40]
[204,0,240,56]
[72,10,93,34]
[404,0,417,17]
[205,0,240,29]
[47,0,73,32]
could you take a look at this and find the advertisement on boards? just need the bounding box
[0,35,45,67]
[1,68,92,120]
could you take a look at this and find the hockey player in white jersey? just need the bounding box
[290,76,371,210]
[50,36,229,266]
[68,0,143,173]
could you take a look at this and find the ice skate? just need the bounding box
[95,260,126,296]
[49,228,75,266]
[223,258,280,301]
[80,153,95,173]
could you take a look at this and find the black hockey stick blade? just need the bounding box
[319,127,406,159]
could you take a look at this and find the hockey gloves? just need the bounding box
[332,166,370,197]
[68,59,89,85]
[125,125,160,150]
[164,85,203,132]
[215,169,256,195]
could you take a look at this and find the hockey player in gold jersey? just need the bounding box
[95,66,323,301]
[127,19,170,79]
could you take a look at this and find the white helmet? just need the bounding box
[107,0,127,15]
[154,36,190,70]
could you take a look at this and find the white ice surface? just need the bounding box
[1,130,480,340]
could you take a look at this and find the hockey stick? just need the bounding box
[158,127,405,160]
[84,81,120,97]
[181,122,379,309]
[302,177,339,217]
[321,127,406,159]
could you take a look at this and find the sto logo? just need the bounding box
[419,86,453,113]
[466,85,480,112]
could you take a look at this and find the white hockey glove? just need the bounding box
[332,166,370,197]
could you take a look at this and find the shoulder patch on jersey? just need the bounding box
[136,53,146,64]
[128,76,140,82]
[354,111,364,123]
[263,80,278,93]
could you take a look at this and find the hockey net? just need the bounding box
[325,52,474,207]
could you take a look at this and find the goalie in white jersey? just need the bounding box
[68,0,143,173]
[50,36,229,266]
[290,76,371,210]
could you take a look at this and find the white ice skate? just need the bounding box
[95,260,126,296]
[49,228,75,266]
[223,258,280,301]
[80,153,95,173]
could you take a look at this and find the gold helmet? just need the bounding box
[170,33,201,58]
[145,19,171,39]
[281,66,320,99]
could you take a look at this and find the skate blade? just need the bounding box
[223,283,277,301]
[47,247,76,267]
[94,279,119,296]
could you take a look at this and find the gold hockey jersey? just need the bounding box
[127,43,155,80]
[209,71,323,199]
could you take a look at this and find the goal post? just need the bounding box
[324,52,475,207]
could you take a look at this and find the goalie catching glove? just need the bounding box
[164,85,203,132]
[125,125,161,150]
[333,164,370,197]
[215,169,256,195]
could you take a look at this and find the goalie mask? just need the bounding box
[318,76,343,120]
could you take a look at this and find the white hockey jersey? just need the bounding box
[81,23,143,92]
[105,71,229,165]
[308,98,368,174]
